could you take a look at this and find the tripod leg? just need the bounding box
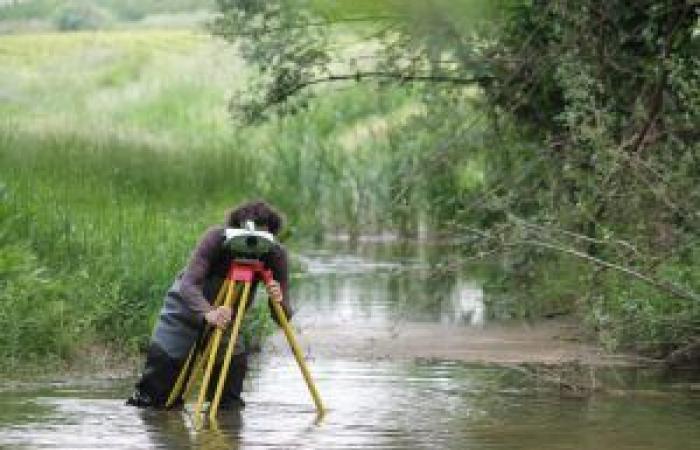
[181,329,216,402]
[209,281,251,419]
[165,278,231,408]
[182,282,238,404]
[270,301,325,416]
[164,344,195,408]
[193,279,237,421]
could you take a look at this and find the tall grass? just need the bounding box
[0,29,422,366]
[0,131,254,354]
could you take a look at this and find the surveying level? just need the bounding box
[223,220,276,258]
[165,225,325,426]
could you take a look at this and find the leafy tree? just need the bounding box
[211,0,700,354]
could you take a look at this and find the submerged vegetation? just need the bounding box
[0,0,698,368]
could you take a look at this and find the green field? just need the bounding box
[0,0,215,32]
[0,28,422,371]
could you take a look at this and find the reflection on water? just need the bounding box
[444,279,485,326]
[292,242,488,327]
[1,241,699,449]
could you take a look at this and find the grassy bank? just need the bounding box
[0,28,422,368]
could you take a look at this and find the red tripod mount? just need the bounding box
[227,258,274,286]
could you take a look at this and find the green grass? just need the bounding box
[0,0,215,28]
[0,28,426,367]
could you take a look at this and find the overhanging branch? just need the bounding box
[509,239,700,303]
[270,71,493,105]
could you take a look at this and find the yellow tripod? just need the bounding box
[165,259,325,425]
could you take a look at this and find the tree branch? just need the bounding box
[509,239,700,303]
[629,1,691,154]
[270,71,492,105]
[508,214,644,258]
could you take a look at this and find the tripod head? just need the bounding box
[223,220,277,260]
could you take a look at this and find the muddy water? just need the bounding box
[1,241,700,449]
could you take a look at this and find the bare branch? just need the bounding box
[509,239,700,303]
[508,214,644,257]
[269,71,493,106]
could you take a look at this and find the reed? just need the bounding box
[0,28,419,364]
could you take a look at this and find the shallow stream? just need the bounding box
[1,241,699,449]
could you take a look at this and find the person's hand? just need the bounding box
[204,306,232,329]
[266,280,283,304]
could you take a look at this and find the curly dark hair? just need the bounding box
[225,200,284,235]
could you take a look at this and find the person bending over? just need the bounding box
[126,200,292,409]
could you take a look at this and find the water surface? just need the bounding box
[1,241,699,449]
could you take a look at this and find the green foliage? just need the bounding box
[0,0,59,21]
[240,298,275,351]
[96,0,215,22]
[588,246,700,353]
[1,0,697,367]
[476,1,700,352]
[0,29,424,365]
[211,0,332,123]
[0,0,215,29]
[483,255,585,321]
[53,2,112,31]
[0,195,76,366]
[210,0,700,356]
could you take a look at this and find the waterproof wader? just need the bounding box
[127,279,247,409]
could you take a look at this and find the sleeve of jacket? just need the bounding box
[268,245,293,323]
[178,226,223,320]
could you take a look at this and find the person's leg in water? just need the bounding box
[126,342,186,408]
[207,352,248,409]
[127,284,202,409]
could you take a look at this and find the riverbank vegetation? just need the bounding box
[0,25,421,370]
[0,0,698,369]
[208,0,700,360]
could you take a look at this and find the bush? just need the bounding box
[53,2,112,31]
